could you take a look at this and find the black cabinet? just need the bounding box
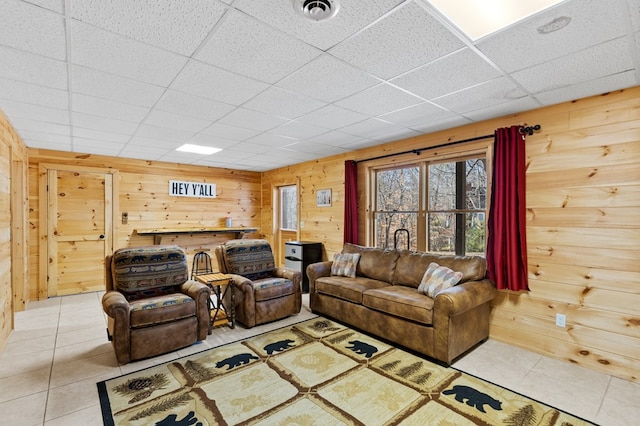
[284,241,323,293]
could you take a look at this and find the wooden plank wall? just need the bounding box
[28,149,261,300]
[0,109,28,352]
[262,87,640,383]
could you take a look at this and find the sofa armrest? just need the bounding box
[180,280,212,339]
[306,261,332,292]
[433,279,496,318]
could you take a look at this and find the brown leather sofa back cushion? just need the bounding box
[342,243,400,283]
[392,250,487,287]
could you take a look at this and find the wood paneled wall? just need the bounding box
[0,109,28,352]
[28,149,261,300]
[263,87,640,383]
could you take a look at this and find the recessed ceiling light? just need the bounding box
[426,0,567,40]
[293,0,341,22]
[176,144,222,155]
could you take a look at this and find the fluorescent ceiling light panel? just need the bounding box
[427,0,567,40]
[176,144,222,155]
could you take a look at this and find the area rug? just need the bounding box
[98,318,595,425]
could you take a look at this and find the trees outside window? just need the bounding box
[280,185,297,231]
[372,156,486,255]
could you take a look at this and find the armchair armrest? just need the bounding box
[181,280,212,339]
[102,291,131,363]
[102,290,130,319]
[274,267,302,289]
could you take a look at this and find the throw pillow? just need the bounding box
[417,262,463,298]
[331,253,360,278]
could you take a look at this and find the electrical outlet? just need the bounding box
[555,313,566,328]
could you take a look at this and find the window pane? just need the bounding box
[428,213,456,254]
[466,212,485,255]
[376,167,419,211]
[428,162,456,210]
[280,185,297,230]
[374,212,417,250]
[466,159,487,210]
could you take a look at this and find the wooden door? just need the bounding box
[46,167,116,296]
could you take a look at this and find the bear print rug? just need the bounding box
[97,318,594,425]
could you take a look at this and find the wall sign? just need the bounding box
[169,180,216,198]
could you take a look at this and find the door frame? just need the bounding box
[272,179,300,265]
[38,163,119,298]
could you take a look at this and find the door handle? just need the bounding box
[99,234,105,239]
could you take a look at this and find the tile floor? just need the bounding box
[1,291,638,425]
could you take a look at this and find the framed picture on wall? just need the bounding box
[317,189,332,207]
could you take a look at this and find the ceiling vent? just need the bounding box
[293,0,340,22]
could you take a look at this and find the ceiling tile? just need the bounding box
[0,78,68,109]
[195,10,321,84]
[277,54,380,103]
[70,0,228,55]
[127,136,182,150]
[70,21,188,86]
[267,121,328,140]
[155,90,235,121]
[410,116,473,134]
[245,133,298,148]
[72,138,125,156]
[218,108,288,132]
[379,102,458,128]
[22,0,63,13]
[199,122,260,141]
[142,110,212,133]
[463,97,542,122]
[433,77,527,114]
[477,0,629,72]
[233,0,405,51]
[72,94,150,122]
[0,46,67,89]
[72,112,139,135]
[170,61,269,105]
[119,144,167,161]
[1,100,68,124]
[134,124,194,143]
[20,130,71,144]
[1,0,66,60]
[339,117,420,141]
[307,131,371,147]
[243,87,326,120]
[511,37,634,94]
[336,83,423,116]
[533,70,638,106]
[71,65,165,107]
[296,104,369,129]
[330,2,465,79]
[391,48,502,100]
[10,117,70,135]
[187,134,239,149]
[22,138,71,151]
[73,127,131,143]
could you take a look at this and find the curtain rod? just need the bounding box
[354,124,540,164]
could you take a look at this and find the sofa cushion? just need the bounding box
[417,262,463,297]
[252,277,294,302]
[362,287,434,325]
[392,250,486,287]
[342,243,400,283]
[112,246,189,293]
[316,276,389,304]
[331,253,360,277]
[129,293,196,328]
[223,239,275,280]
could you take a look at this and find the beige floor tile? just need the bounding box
[0,348,54,378]
[45,373,111,422]
[2,333,57,357]
[55,324,109,348]
[0,390,48,426]
[52,337,113,365]
[50,351,120,389]
[0,367,51,403]
[44,404,103,426]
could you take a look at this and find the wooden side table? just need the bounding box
[195,273,235,332]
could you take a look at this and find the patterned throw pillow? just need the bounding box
[331,253,361,278]
[417,262,463,298]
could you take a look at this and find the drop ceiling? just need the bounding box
[1,0,638,172]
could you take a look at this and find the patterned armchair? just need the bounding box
[102,245,211,364]
[214,239,302,328]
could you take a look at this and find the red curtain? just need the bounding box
[344,160,358,244]
[486,126,529,291]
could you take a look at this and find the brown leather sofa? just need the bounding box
[307,243,496,365]
[215,239,302,328]
[102,245,211,364]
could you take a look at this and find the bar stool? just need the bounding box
[191,249,213,279]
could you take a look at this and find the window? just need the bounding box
[373,166,419,250]
[371,155,487,255]
[280,185,298,231]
